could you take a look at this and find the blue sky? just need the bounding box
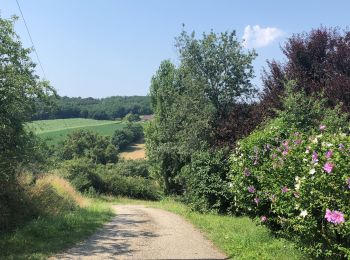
[2,0,350,97]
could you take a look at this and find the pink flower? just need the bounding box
[247,185,256,193]
[244,168,251,177]
[281,186,289,193]
[282,149,289,156]
[294,139,302,145]
[325,150,333,159]
[320,125,326,131]
[323,162,334,174]
[260,216,267,222]
[325,209,345,224]
[282,141,289,147]
[254,197,260,205]
[312,151,318,163]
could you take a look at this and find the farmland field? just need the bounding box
[27,118,127,145]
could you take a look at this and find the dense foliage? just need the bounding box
[58,130,118,164]
[229,84,350,258]
[0,16,54,230]
[112,123,143,149]
[181,149,233,213]
[32,95,152,120]
[261,27,350,117]
[0,16,53,180]
[146,29,256,194]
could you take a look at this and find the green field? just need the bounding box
[27,118,127,145]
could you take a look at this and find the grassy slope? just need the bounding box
[106,197,306,260]
[0,199,114,260]
[27,118,127,145]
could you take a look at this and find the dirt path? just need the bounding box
[53,205,227,259]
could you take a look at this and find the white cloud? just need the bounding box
[242,25,284,48]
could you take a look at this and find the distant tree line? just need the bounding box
[32,95,152,120]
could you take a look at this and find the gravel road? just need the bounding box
[53,205,227,259]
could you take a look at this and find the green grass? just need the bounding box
[27,118,127,145]
[105,197,306,260]
[0,200,114,260]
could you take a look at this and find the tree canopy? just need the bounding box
[0,16,54,180]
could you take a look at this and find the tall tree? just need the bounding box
[146,30,256,194]
[0,16,54,180]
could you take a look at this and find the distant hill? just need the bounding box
[32,95,152,120]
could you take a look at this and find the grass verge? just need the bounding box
[0,199,114,260]
[104,196,306,260]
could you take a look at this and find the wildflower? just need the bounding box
[305,146,310,154]
[247,186,256,193]
[271,153,277,159]
[294,192,300,198]
[294,139,302,145]
[260,216,267,222]
[254,197,260,205]
[325,209,345,224]
[323,162,334,174]
[309,168,316,175]
[282,149,288,156]
[294,132,300,136]
[282,140,289,147]
[300,210,308,218]
[339,143,345,150]
[325,150,333,159]
[244,168,251,177]
[281,186,289,193]
[347,178,350,189]
[320,125,326,131]
[312,151,318,163]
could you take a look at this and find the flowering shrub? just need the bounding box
[229,84,350,258]
[230,122,350,258]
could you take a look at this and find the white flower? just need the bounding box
[228,183,233,188]
[303,158,308,162]
[295,176,301,190]
[311,137,318,144]
[326,143,333,147]
[300,210,308,218]
[309,168,316,175]
[305,150,310,154]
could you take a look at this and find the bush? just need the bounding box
[124,113,141,122]
[96,161,161,200]
[229,85,350,258]
[59,130,118,164]
[111,123,144,149]
[105,159,150,178]
[181,149,233,213]
[60,158,103,193]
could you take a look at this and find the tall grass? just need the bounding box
[0,174,114,259]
